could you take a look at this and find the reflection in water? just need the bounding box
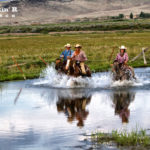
[57,95,91,127]
[41,88,136,127]
[14,88,22,105]
[0,67,150,149]
[111,91,135,123]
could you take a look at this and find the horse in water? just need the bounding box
[55,58,91,77]
[112,61,135,81]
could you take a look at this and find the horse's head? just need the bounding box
[55,58,61,65]
[65,59,76,76]
[68,58,73,66]
[55,58,63,71]
[113,61,120,74]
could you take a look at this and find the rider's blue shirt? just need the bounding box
[60,49,74,61]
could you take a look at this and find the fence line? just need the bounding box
[0,47,150,69]
[130,47,150,63]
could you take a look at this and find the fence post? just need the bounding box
[12,56,26,80]
[142,48,147,65]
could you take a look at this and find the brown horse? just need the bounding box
[112,61,135,81]
[55,58,91,77]
[56,95,91,127]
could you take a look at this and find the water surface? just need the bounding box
[0,67,150,150]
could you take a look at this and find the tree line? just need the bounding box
[111,12,150,20]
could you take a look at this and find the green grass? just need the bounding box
[0,31,150,81]
[1,18,150,33]
[91,129,150,147]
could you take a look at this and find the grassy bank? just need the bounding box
[0,31,150,81]
[91,129,150,148]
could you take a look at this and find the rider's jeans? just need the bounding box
[80,62,86,74]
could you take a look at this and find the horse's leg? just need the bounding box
[74,66,80,77]
[72,61,77,77]
[85,65,91,77]
[121,74,127,81]
[112,62,120,81]
[68,60,74,76]
[86,70,91,77]
[128,66,136,79]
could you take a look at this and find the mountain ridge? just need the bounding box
[1,0,150,25]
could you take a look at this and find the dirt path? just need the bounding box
[0,33,41,36]
[49,29,150,35]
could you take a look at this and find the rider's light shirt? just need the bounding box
[72,50,87,62]
[60,49,74,61]
[115,53,128,64]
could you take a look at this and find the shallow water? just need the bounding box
[0,66,150,150]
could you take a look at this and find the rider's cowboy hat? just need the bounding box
[119,45,127,50]
[64,43,71,48]
[75,44,82,48]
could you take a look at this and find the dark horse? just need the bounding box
[112,61,135,81]
[56,94,91,127]
[112,91,135,123]
[55,58,91,77]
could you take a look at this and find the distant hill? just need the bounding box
[1,0,150,25]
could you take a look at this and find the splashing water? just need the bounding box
[32,64,150,89]
[33,63,111,88]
